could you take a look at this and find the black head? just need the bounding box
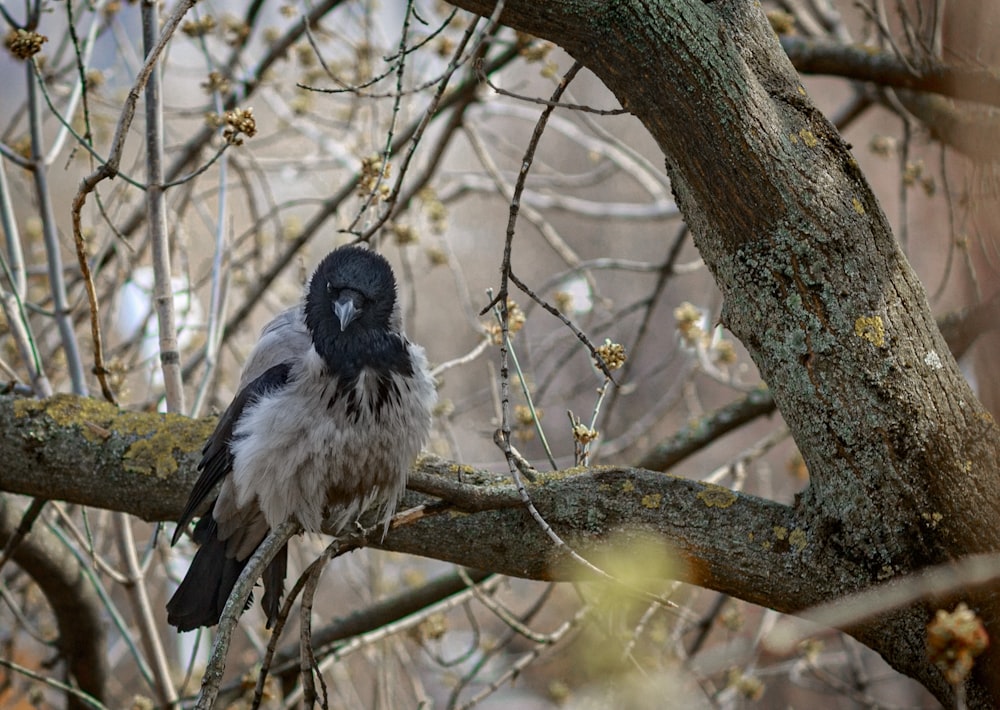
[304,246,400,365]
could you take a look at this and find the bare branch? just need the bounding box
[0,496,107,708]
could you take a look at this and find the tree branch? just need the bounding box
[0,392,830,615]
[0,495,107,709]
[780,36,1000,109]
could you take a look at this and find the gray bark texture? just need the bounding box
[2,0,999,706]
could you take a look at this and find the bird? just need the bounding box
[166,245,436,632]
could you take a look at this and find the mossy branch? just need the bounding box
[0,391,832,615]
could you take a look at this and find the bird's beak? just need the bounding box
[334,295,360,331]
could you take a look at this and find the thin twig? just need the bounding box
[477,59,626,115]
[28,58,88,395]
[180,45,522,383]
[0,264,51,396]
[299,560,326,709]
[455,604,589,710]
[455,568,553,644]
[342,0,418,236]
[490,297,557,469]
[353,2,506,240]
[0,158,27,297]
[0,658,107,710]
[47,501,129,585]
[596,225,689,455]
[0,497,46,574]
[69,0,199,402]
[114,513,178,706]
[195,521,300,710]
[445,582,559,706]
[488,60,662,598]
[508,269,616,381]
[767,551,1000,653]
[50,0,102,167]
[301,8,458,98]
[279,565,501,706]
[429,336,491,378]
[42,518,157,690]
[142,0,185,414]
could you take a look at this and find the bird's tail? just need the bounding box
[166,514,288,631]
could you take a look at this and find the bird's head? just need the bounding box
[305,246,400,361]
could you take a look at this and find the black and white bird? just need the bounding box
[167,245,436,631]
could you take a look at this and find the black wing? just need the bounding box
[171,362,293,545]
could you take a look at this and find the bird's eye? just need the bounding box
[326,281,333,293]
